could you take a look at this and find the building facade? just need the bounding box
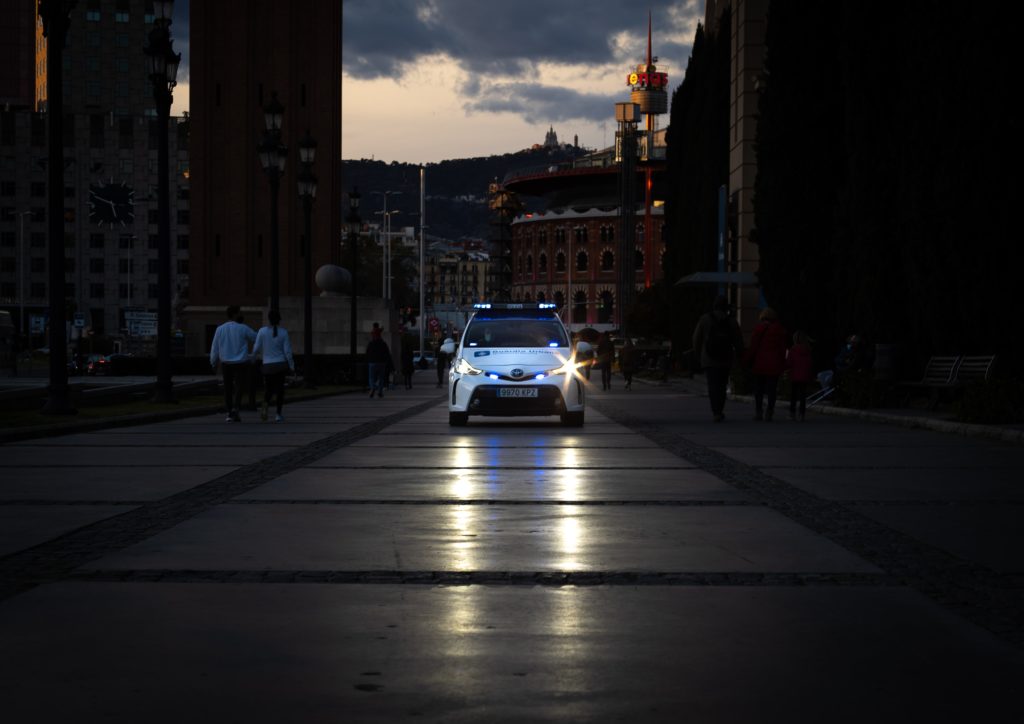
[0,0,190,347]
[187,0,341,353]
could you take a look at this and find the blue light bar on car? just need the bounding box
[539,303,557,309]
[473,303,492,309]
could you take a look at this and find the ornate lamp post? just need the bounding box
[297,131,318,388]
[38,0,77,415]
[346,188,361,382]
[258,93,287,318]
[145,0,181,404]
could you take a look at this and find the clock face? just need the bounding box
[89,180,135,227]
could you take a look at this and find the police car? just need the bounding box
[448,303,585,426]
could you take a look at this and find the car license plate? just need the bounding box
[498,387,538,398]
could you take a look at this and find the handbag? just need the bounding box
[262,361,290,375]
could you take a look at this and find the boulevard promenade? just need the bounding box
[0,378,1021,722]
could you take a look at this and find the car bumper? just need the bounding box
[449,375,585,416]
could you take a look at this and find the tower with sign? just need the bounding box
[627,13,669,289]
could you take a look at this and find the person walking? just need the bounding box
[366,331,391,398]
[597,332,615,391]
[253,310,295,422]
[619,338,637,390]
[435,337,451,388]
[692,296,744,422]
[400,337,415,390]
[743,307,789,421]
[786,330,814,421]
[209,305,256,422]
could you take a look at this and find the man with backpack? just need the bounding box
[692,295,745,422]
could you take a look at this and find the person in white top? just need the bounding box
[209,305,256,422]
[253,310,295,422]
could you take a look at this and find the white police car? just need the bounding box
[448,303,585,426]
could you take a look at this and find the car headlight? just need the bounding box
[544,359,582,376]
[454,357,483,375]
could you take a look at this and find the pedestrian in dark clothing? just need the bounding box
[619,338,637,390]
[786,330,814,421]
[597,332,614,391]
[743,307,789,421]
[435,338,451,388]
[209,305,256,422]
[692,296,745,422]
[400,339,415,389]
[366,334,391,398]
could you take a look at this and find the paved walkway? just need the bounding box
[0,378,1022,722]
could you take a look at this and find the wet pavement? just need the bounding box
[1,378,1022,722]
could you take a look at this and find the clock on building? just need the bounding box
[89,180,135,227]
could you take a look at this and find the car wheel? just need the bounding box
[561,410,584,427]
[449,411,468,427]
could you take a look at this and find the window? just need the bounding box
[526,255,533,274]
[0,181,14,196]
[539,253,547,274]
[30,233,45,248]
[64,282,75,298]
[0,256,14,272]
[118,117,133,149]
[148,283,159,299]
[177,209,189,224]
[65,258,75,272]
[148,234,159,249]
[91,308,105,335]
[0,232,14,247]
[119,159,133,174]
[90,283,105,299]
[0,207,13,221]
[118,283,133,299]
[31,208,45,222]
[601,250,614,271]
[31,257,46,272]
[1,282,15,298]
[119,235,134,249]
[176,259,188,275]
[598,291,614,324]
[573,291,587,324]
[555,252,566,272]
[30,182,45,197]
[176,234,189,250]
[31,282,46,298]
[118,259,133,273]
[89,234,104,249]
[148,209,159,224]
[574,227,588,244]
[148,259,159,274]
[90,114,105,148]
[635,250,644,270]
[89,258,105,273]
[576,250,588,272]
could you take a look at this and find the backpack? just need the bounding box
[705,315,733,359]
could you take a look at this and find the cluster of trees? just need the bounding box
[665,2,1020,376]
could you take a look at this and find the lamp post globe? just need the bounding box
[258,93,287,319]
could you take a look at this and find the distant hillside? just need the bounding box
[340,146,587,242]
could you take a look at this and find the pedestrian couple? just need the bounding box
[692,297,813,422]
[210,306,294,422]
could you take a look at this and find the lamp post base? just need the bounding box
[152,382,177,404]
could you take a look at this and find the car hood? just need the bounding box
[462,348,571,370]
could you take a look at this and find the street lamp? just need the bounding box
[297,130,318,388]
[346,187,361,381]
[38,0,77,415]
[372,190,401,300]
[258,92,287,318]
[145,0,181,404]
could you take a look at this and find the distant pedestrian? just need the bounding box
[253,310,295,422]
[597,332,614,391]
[400,338,414,390]
[209,305,256,422]
[366,332,391,398]
[436,337,452,388]
[692,296,744,422]
[619,338,637,390]
[743,307,789,421]
[786,330,814,421]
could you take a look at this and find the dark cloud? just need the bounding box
[463,82,620,125]
[343,0,698,79]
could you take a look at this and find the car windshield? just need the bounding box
[464,319,568,348]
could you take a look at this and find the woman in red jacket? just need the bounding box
[744,307,789,421]
[786,330,814,421]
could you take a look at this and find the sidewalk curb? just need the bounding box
[728,393,1024,446]
[0,388,358,445]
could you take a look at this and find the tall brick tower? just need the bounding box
[187,0,341,350]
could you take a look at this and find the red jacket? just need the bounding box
[745,320,789,377]
[785,343,814,382]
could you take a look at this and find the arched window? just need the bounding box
[635,249,644,270]
[537,291,546,303]
[553,290,564,309]
[636,223,645,242]
[573,290,587,324]
[576,250,588,272]
[556,252,566,272]
[526,254,533,274]
[575,227,588,244]
[607,226,614,243]
[601,250,614,271]
[539,253,548,274]
[598,291,614,323]
[539,230,547,244]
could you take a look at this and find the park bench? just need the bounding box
[896,354,996,409]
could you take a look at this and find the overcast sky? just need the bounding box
[342,0,701,163]
[175,0,703,164]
